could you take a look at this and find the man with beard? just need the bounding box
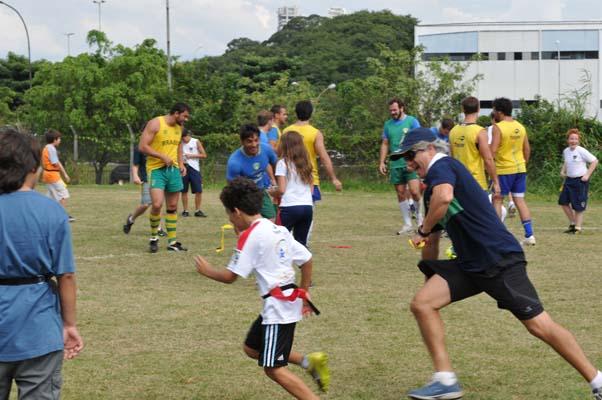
[378,97,423,234]
[139,102,190,253]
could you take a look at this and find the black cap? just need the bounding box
[390,127,437,161]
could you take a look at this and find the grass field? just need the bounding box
[13,185,602,399]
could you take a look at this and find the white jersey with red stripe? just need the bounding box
[227,218,312,325]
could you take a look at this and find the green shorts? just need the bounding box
[389,167,418,185]
[261,191,277,219]
[149,167,184,193]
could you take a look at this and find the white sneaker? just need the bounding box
[396,225,413,235]
[521,235,536,246]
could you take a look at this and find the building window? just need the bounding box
[422,53,476,61]
[531,52,540,60]
[514,52,523,60]
[542,51,599,60]
[497,52,506,60]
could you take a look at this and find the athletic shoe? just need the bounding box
[181,210,190,217]
[507,203,517,218]
[123,214,134,234]
[563,224,576,234]
[194,210,207,217]
[397,225,414,235]
[167,242,188,252]
[157,228,167,237]
[521,235,536,246]
[593,387,602,400]
[307,352,330,392]
[149,238,159,253]
[68,215,76,223]
[408,380,463,400]
[574,228,582,235]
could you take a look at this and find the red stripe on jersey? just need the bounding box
[236,219,262,251]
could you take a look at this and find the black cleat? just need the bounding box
[194,210,207,217]
[123,214,134,234]
[149,238,159,253]
[167,241,187,252]
[564,224,576,234]
[181,210,190,217]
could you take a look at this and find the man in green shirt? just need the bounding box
[378,98,423,234]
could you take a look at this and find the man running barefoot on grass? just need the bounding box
[194,177,330,399]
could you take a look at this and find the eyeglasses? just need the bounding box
[402,149,423,162]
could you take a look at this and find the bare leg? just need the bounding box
[522,312,597,381]
[195,192,202,211]
[493,195,504,219]
[264,367,319,400]
[513,196,531,222]
[410,274,453,372]
[560,204,575,224]
[181,192,189,211]
[574,211,585,229]
[131,204,150,221]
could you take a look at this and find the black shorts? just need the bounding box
[558,177,589,212]
[181,165,202,193]
[418,252,544,320]
[244,315,296,368]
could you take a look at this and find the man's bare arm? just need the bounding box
[314,130,342,190]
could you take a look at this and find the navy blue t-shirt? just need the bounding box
[424,156,522,272]
[133,147,147,183]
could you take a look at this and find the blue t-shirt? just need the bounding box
[133,146,147,183]
[267,127,279,143]
[429,127,449,142]
[423,156,522,272]
[0,191,75,362]
[226,143,277,189]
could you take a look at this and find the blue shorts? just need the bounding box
[312,185,321,202]
[182,165,202,193]
[499,173,527,197]
[558,177,589,212]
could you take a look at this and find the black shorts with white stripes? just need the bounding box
[245,315,296,368]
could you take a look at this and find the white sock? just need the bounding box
[590,371,602,390]
[399,201,411,226]
[414,201,423,225]
[301,355,309,369]
[433,371,457,386]
[408,198,414,206]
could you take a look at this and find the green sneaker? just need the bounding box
[307,352,330,392]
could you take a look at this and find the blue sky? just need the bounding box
[0,0,600,61]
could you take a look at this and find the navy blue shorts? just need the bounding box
[558,177,589,212]
[499,173,527,197]
[181,165,202,193]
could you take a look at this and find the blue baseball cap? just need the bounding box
[389,128,437,161]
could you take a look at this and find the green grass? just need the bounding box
[11,185,602,399]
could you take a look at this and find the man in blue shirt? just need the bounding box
[428,118,454,143]
[397,128,602,400]
[227,124,278,220]
[257,110,279,151]
[0,127,84,399]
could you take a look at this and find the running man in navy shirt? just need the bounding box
[0,127,83,399]
[227,124,278,220]
[395,128,602,400]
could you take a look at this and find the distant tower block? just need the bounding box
[328,7,346,17]
[277,6,299,31]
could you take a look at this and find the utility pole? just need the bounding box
[64,32,75,56]
[92,0,106,31]
[0,1,32,88]
[166,0,172,91]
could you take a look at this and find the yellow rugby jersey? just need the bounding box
[449,124,488,190]
[495,120,527,175]
[283,124,319,185]
[146,116,182,173]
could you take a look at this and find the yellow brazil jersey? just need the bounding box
[449,124,488,190]
[283,123,319,185]
[146,116,182,173]
[495,120,527,175]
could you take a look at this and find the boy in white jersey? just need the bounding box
[559,128,598,233]
[194,178,330,399]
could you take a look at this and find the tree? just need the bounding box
[25,34,170,183]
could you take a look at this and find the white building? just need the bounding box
[328,7,346,18]
[415,21,602,118]
[277,6,299,31]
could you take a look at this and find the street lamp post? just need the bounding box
[64,32,75,57]
[166,0,172,91]
[555,40,561,102]
[92,0,106,31]
[0,1,32,89]
[316,83,336,103]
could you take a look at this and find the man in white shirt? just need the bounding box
[194,177,330,398]
[180,129,207,217]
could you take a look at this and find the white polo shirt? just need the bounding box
[563,146,597,178]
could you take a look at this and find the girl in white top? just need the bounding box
[559,128,598,233]
[275,131,314,247]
